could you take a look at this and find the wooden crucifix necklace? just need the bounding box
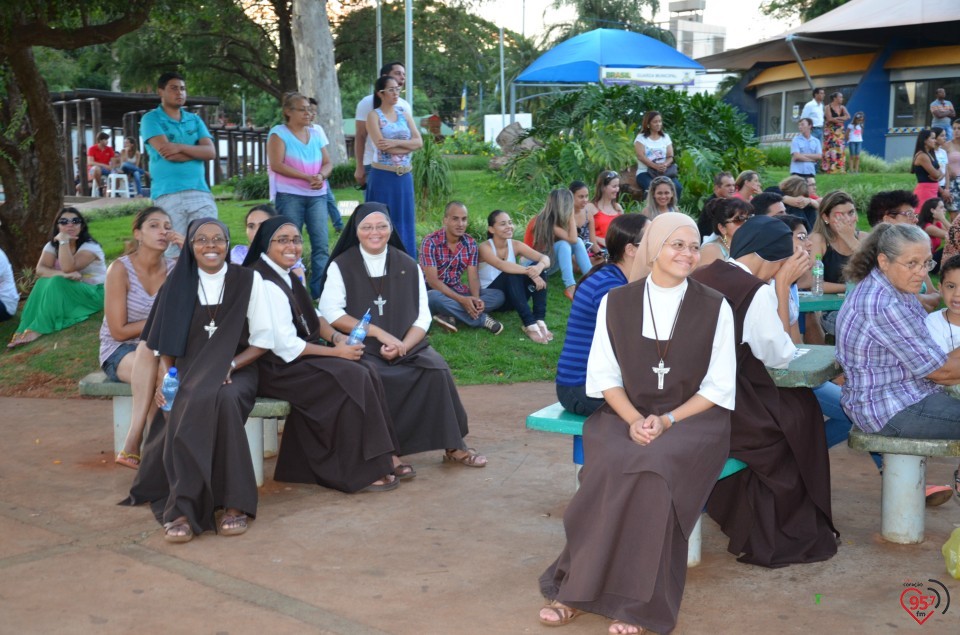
[646,280,687,390]
[198,276,226,339]
[362,257,387,316]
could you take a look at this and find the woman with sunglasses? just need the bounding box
[585,170,624,249]
[9,208,106,348]
[640,175,679,219]
[365,75,423,258]
[698,197,754,268]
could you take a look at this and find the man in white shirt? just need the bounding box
[800,88,825,143]
[354,62,412,196]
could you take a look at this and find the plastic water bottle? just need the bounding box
[346,309,372,345]
[160,367,179,412]
[811,255,824,297]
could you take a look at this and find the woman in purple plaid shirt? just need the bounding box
[836,223,960,495]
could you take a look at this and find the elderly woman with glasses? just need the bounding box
[698,197,754,268]
[837,223,960,446]
[9,208,107,348]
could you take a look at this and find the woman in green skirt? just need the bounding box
[9,208,106,348]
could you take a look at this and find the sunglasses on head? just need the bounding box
[58,217,82,226]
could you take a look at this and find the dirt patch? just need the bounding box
[0,370,83,399]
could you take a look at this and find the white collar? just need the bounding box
[261,252,292,286]
[359,245,388,262]
[198,262,227,281]
[647,277,688,297]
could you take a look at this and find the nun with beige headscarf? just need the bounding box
[538,213,737,634]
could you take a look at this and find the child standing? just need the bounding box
[924,254,960,500]
[846,112,864,174]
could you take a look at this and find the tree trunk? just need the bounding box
[291,0,346,164]
[0,49,65,271]
[273,0,299,95]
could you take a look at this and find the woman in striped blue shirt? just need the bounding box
[555,214,649,415]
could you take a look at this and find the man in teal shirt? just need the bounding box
[140,72,217,257]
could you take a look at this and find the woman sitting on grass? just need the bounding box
[9,208,106,348]
[530,188,592,302]
[478,210,553,344]
[100,207,180,469]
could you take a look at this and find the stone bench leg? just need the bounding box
[112,396,133,456]
[687,515,703,567]
[881,453,926,544]
[263,418,279,458]
[245,416,265,487]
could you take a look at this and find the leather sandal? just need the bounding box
[538,601,583,627]
[443,448,487,468]
[219,513,249,536]
[394,463,416,480]
[115,451,140,470]
[163,518,193,543]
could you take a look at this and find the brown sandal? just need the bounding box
[115,451,140,470]
[219,513,248,536]
[163,518,193,543]
[444,448,487,468]
[538,601,583,627]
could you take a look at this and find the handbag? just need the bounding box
[663,163,679,178]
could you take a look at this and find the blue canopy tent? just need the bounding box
[510,28,705,121]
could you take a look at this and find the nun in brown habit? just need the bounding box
[539,213,736,634]
[318,203,485,466]
[242,215,404,493]
[122,218,275,543]
[692,215,838,568]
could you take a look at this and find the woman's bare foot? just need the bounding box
[609,620,643,634]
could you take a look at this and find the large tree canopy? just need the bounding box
[334,0,541,123]
[0,1,154,269]
[761,0,850,22]
[546,0,674,46]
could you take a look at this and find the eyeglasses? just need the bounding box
[893,259,936,273]
[665,240,700,254]
[192,236,227,246]
[58,217,82,226]
[271,236,303,246]
[290,107,310,113]
[379,87,401,95]
[358,223,391,233]
[890,211,917,220]
[726,214,753,225]
[794,233,809,242]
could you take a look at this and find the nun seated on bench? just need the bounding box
[122,219,275,544]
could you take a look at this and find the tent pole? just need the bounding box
[785,34,815,91]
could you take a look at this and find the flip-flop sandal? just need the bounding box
[394,463,416,480]
[538,601,583,627]
[115,451,141,470]
[163,519,193,543]
[219,513,249,536]
[443,448,487,468]
[359,475,399,493]
[925,485,953,507]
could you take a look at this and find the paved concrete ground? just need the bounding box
[1,384,959,634]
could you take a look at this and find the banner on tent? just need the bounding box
[600,67,696,87]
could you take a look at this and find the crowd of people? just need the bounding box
[6,65,960,634]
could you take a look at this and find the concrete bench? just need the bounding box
[78,371,290,486]
[526,402,748,567]
[848,428,960,544]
